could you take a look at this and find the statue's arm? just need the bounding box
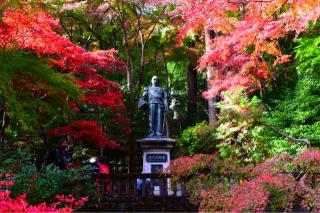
[138,87,148,109]
[142,87,148,98]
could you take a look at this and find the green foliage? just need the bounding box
[265,185,290,212]
[212,92,271,164]
[179,121,217,155]
[177,90,272,164]
[0,51,81,139]
[257,25,320,152]
[167,61,188,92]
[25,165,93,204]
[0,149,96,205]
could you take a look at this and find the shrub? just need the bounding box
[169,149,320,212]
[179,122,218,155]
[0,172,88,212]
[0,149,97,209]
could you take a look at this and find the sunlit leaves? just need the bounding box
[160,0,320,97]
[0,4,128,147]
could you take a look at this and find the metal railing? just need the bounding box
[93,173,197,212]
[94,173,186,198]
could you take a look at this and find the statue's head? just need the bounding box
[151,76,159,86]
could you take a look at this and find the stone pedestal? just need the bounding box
[137,137,176,173]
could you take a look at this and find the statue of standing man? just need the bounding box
[138,76,168,137]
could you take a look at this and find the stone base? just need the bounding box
[137,137,176,149]
[137,137,176,174]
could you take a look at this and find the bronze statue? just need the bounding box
[138,76,168,137]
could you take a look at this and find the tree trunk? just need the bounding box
[160,45,170,137]
[126,56,133,92]
[120,17,133,92]
[161,45,170,93]
[187,63,197,126]
[205,27,218,125]
[208,96,217,125]
[137,41,145,97]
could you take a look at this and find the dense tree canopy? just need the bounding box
[1,0,320,212]
[165,0,320,97]
[0,3,128,151]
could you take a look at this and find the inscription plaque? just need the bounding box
[146,154,167,163]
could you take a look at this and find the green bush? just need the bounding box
[179,121,218,155]
[0,149,97,207]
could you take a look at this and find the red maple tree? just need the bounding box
[151,0,320,97]
[0,4,128,150]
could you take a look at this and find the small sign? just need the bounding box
[151,164,163,173]
[146,154,167,163]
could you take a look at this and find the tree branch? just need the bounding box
[59,19,73,40]
[256,120,310,144]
